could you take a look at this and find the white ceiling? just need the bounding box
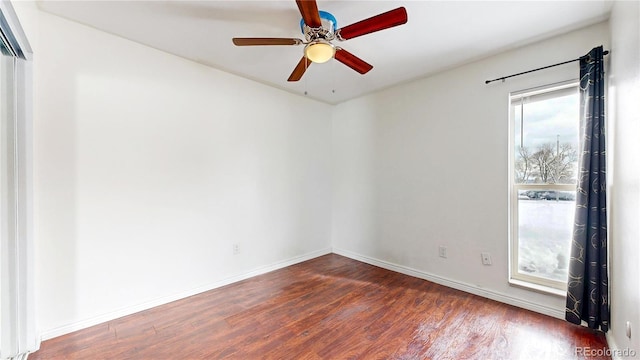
[37,1,613,104]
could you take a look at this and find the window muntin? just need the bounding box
[509,82,579,291]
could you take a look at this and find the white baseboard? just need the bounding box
[332,247,565,320]
[40,247,332,341]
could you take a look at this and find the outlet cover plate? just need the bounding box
[438,246,447,258]
[481,252,492,265]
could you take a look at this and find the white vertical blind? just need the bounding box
[0,1,36,359]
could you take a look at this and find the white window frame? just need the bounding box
[508,81,579,295]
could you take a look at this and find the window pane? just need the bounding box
[513,92,579,185]
[517,190,574,282]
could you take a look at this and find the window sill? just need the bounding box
[509,278,567,297]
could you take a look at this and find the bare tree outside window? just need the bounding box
[515,142,578,184]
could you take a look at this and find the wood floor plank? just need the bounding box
[29,254,610,359]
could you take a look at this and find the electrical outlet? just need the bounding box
[233,243,240,255]
[438,246,447,258]
[481,252,492,265]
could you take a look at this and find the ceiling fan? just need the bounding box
[232,0,408,82]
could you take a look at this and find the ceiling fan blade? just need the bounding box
[334,48,373,75]
[232,38,303,46]
[337,7,408,40]
[288,56,312,82]
[296,0,322,28]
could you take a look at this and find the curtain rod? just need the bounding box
[485,50,609,84]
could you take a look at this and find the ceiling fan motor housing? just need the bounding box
[300,10,337,41]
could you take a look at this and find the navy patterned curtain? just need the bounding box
[565,46,608,332]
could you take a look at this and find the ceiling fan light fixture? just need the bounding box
[304,40,335,63]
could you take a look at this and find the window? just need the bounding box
[509,82,579,292]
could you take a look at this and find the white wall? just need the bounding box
[608,1,640,357]
[17,7,332,338]
[332,22,610,316]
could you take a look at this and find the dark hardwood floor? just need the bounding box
[30,254,609,359]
